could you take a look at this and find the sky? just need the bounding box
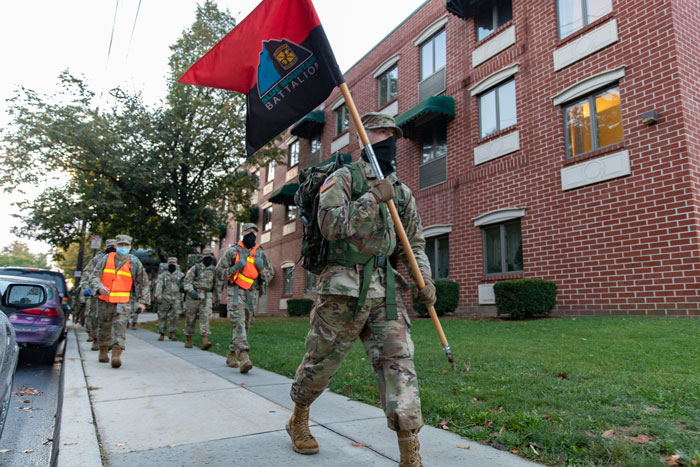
[0,0,429,259]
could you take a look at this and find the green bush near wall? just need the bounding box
[287,298,314,317]
[494,278,557,319]
[412,280,459,317]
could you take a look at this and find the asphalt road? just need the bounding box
[0,339,65,467]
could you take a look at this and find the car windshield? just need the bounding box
[0,269,66,297]
[0,279,55,300]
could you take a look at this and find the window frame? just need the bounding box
[304,269,317,293]
[476,0,513,42]
[288,140,299,168]
[556,0,613,40]
[282,266,294,295]
[285,204,297,222]
[420,124,448,165]
[482,219,523,276]
[425,235,450,280]
[335,104,349,135]
[419,29,446,82]
[562,84,622,159]
[263,206,273,232]
[266,160,275,182]
[377,65,398,108]
[478,78,517,138]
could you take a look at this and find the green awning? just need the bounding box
[446,0,476,19]
[268,183,299,206]
[290,110,325,139]
[396,95,455,139]
[315,152,352,168]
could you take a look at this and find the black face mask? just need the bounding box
[361,136,396,176]
[202,257,213,267]
[242,232,256,249]
[168,264,177,273]
[105,246,116,254]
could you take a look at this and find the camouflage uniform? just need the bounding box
[216,233,274,353]
[154,259,183,335]
[128,286,142,328]
[81,242,115,339]
[90,242,150,350]
[290,157,431,432]
[183,250,220,337]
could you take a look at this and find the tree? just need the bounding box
[54,241,95,282]
[1,1,281,261]
[0,241,48,268]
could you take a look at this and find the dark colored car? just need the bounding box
[0,309,19,438]
[0,267,70,310]
[0,276,66,364]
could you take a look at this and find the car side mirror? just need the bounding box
[2,284,47,309]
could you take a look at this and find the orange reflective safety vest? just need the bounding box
[98,252,133,303]
[229,243,259,290]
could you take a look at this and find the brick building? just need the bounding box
[220,0,700,317]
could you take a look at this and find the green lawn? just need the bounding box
[142,316,700,466]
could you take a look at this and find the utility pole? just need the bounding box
[74,220,87,288]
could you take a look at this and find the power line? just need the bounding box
[106,0,120,66]
[125,0,142,62]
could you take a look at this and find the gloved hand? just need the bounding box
[188,289,201,300]
[83,287,92,297]
[416,276,437,306]
[368,179,395,203]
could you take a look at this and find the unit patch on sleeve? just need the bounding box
[320,176,336,193]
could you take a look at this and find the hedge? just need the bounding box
[412,280,459,317]
[494,278,557,319]
[287,298,314,317]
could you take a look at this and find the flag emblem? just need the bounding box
[274,44,297,69]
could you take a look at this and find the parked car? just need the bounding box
[0,275,66,364]
[0,267,70,311]
[0,309,19,438]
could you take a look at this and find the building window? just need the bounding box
[335,104,349,135]
[563,86,622,158]
[420,29,446,81]
[263,206,273,232]
[266,160,275,182]
[557,0,612,39]
[425,235,449,280]
[283,266,294,295]
[483,219,523,275]
[419,124,447,189]
[288,141,299,167]
[378,66,398,108]
[476,0,512,41]
[285,204,297,222]
[311,136,322,155]
[304,270,317,293]
[479,79,517,138]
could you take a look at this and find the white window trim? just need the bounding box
[285,135,298,146]
[470,63,519,96]
[280,261,295,269]
[413,15,449,46]
[473,208,525,227]
[423,224,452,238]
[552,66,626,106]
[331,97,345,110]
[261,201,272,210]
[373,55,400,78]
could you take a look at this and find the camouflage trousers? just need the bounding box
[227,286,258,352]
[290,294,423,432]
[85,296,99,339]
[158,298,182,334]
[185,292,212,336]
[74,301,86,327]
[129,300,140,324]
[96,300,129,349]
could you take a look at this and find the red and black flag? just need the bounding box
[179,0,344,156]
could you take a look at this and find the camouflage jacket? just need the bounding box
[88,253,151,305]
[184,262,219,294]
[154,270,183,302]
[80,251,107,292]
[216,243,274,293]
[317,158,432,298]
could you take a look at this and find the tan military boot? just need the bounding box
[91,340,99,351]
[158,333,165,341]
[168,331,177,341]
[238,351,253,374]
[185,335,193,348]
[98,346,109,363]
[201,334,212,350]
[226,351,239,368]
[286,403,319,455]
[397,429,423,467]
[111,345,123,368]
[87,336,93,342]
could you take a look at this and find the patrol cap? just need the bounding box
[167,257,178,263]
[360,112,403,139]
[115,234,132,245]
[241,223,258,232]
[105,239,117,247]
[202,248,214,255]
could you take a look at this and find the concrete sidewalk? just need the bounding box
[59,320,538,467]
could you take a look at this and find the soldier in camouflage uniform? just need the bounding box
[154,257,183,340]
[215,223,274,373]
[81,238,117,350]
[128,285,142,329]
[287,114,436,467]
[183,248,220,350]
[90,234,150,368]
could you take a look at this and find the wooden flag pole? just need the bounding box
[339,83,455,370]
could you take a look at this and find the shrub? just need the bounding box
[412,280,459,317]
[287,298,314,317]
[494,279,557,319]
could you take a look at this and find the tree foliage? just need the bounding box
[0,241,48,268]
[1,1,281,262]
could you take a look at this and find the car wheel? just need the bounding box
[38,340,59,365]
